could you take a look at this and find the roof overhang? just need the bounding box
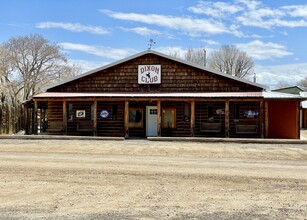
[33,92,263,99]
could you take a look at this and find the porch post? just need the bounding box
[225,99,229,138]
[259,100,264,138]
[24,104,29,135]
[34,100,38,135]
[93,99,97,136]
[63,100,67,135]
[190,100,195,137]
[265,101,269,138]
[296,101,300,139]
[124,100,129,138]
[157,100,161,137]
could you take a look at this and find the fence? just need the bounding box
[0,103,24,134]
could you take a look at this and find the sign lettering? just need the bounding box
[138,65,161,84]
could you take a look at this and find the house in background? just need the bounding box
[27,50,306,139]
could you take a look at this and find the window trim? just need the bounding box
[162,108,176,129]
[128,108,144,128]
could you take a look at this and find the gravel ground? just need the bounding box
[0,138,306,219]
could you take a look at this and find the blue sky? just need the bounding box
[1,0,307,89]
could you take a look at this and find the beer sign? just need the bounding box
[138,65,161,84]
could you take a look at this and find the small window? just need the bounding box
[162,108,176,128]
[91,104,94,121]
[208,105,214,122]
[233,104,240,122]
[112,105,117,120]
[68,103,73,121]
[184,103,190,122]
[150,109,157,115]
[129,108,143,128]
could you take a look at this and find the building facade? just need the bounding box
[31,50,304,139]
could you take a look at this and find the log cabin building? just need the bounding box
[29,50,305,139]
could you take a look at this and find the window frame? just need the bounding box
[128,108,144,128]
[162,108,176,129]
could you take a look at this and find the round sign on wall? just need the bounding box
[99,110,109,119]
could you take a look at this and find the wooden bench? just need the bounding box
[77,121,94,132]
[236,124,258,134]
[200,122,221,133]
[47,121,64,132]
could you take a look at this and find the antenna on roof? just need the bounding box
[148,39,156,50]
[254,72,257,83]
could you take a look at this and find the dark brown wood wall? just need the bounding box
[48,54,262,93]
[67,101,93,136]
[97,101,124,137]
[194,101,225,137]
[229,101,261,138]
[161,102,191,137]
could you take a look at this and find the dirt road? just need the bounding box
[0,139,306,219]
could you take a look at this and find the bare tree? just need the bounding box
[207,45,254,78]
[185,48,207,67]
[2,34,77,101]
[298,77,307,91]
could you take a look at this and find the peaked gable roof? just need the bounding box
[45,49,265,91]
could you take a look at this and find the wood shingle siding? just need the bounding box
[48,54,262,94]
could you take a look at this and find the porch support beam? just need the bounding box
[93,99,97,136]
[259,100,264,138]
[63,100,67,135]
[34,100,38,135]
[157,100,161,137]
[190,100,195,137]
[265,101,269,138]
[124,100,129,138]
[225,99,229,138]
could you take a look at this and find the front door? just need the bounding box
[146,106,158,137]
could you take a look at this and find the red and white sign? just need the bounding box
[138,65,161,84]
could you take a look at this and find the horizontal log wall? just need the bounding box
[97,101,124,137]
[161,102,190,137]
[47,101,63,135]
[229,101,261,138]
[195,101,225,137]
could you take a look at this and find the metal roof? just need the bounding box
[263,91,304,99]
[44,49,266,91]
[33,92,263,99]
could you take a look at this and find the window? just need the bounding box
[233,104,240,122]
[208,105,214,122]
[162,108,176,128]
[129,108,143,128]
[112,105,117,120]
[91,104,94,120]
[68,103,73,121]
[184,103,190,122]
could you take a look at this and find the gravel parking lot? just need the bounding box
[0,138,306,219]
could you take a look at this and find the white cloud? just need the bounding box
[201,39,219,45]
[255,63,307,89]
[156,46,188,59]
[235,1,307,29]
[100,9,235,37]
[59,42,136,60]
[120,27,161,36]
[188,1,243,18]
[68,59,110,73]
[236,40,292,60]
[282,5,307,18]
[36,22,109,35]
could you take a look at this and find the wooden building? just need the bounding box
[31,50,305,139]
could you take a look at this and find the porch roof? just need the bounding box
[33,91,264,99]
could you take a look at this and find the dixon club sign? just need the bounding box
[138,65,161,84]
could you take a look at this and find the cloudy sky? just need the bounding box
[1,0,307,89]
